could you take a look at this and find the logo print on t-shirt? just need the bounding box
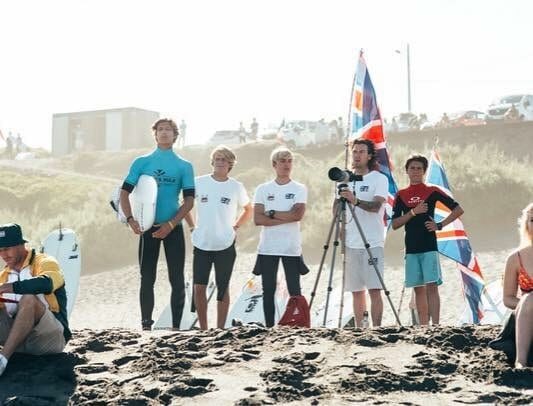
[407,196,421,205]
[201,195,208,203]
[359,185,369,192]
[154,169,165,176]
[267,194,275,201]
[285,193,295,199]
[220,197,231,204]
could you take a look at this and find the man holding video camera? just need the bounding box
[335,138,389,327]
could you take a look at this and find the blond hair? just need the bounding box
[210,145,236,172]
[270,146,293,163]
[518,202,533,248]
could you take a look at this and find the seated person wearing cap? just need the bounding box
[0,223,71,376]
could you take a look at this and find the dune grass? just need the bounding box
[1,139,531,274]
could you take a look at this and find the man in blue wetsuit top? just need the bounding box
[120,118,195,331]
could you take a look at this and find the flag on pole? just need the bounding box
[426,150,486,323]
[349,50,398,227]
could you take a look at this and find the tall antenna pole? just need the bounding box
[407,43,412,113]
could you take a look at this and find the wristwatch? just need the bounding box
[268,210,275,219]
[436,222,443,230]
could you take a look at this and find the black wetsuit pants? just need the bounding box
[258,255,302,327]
[139,225,185,329]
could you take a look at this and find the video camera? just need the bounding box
[328,167,363,183]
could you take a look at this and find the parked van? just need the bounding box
[486,94,533,121]
[207,130,243,146]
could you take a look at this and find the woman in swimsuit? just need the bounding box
[503,202,533,368]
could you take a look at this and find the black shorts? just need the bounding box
[193,242,236,301]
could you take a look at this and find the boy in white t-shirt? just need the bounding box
[253,147,308,327]
[187,146,252,329]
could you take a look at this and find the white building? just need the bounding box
[52,107,159,156]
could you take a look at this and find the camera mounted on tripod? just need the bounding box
[328,167,363,183]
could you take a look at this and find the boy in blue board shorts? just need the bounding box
[392,155,464,325]
[120,118,195,331]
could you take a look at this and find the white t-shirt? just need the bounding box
[191,175,250,251]
[344,170,389,249]
[254,179,307,256]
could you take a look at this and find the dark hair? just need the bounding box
[404,155,428,171]
[352,138,379,171]
[152,118,179,137]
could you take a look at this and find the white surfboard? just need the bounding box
[312,287,353,328]
[42,228,81,319]
[225,273,290,328]
[225,277,265,328]
[153,280,217,330]
[110,175,158,232]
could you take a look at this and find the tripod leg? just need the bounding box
[338,205,347,328]
[409,289,419,326]
[397,285,406,319]
[309,202,342,309]
[322,207,343,327]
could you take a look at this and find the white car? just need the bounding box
[277,120,330,148]
[486,94,533,121]
[207,130,245,146]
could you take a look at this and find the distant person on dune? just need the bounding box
[504,104,520,122]
[239,122,246,144]
[253,146,308,327]
[0,223,71,377]
[250,118,259,140]
[392,155,464,326]
[337,117,345,142]
[186,145,252,329]
[502,203,533,368]
[4,135,13,159]
[120,118,195,331]
[179,120,187,148]
[15,134,23,154]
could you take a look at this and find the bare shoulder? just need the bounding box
[505,250,520,267]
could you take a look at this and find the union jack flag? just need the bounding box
[426,150,486,323]
[349,50,398,227]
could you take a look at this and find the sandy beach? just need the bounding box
[69,250,509,330]
[1,324,531,405]
[1,249,531,405]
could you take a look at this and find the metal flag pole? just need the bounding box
[344,49,363,169]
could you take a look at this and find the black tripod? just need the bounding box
[309,184,402,327]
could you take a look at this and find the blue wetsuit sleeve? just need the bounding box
[123,157,143,189]
[181,162,195,192]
